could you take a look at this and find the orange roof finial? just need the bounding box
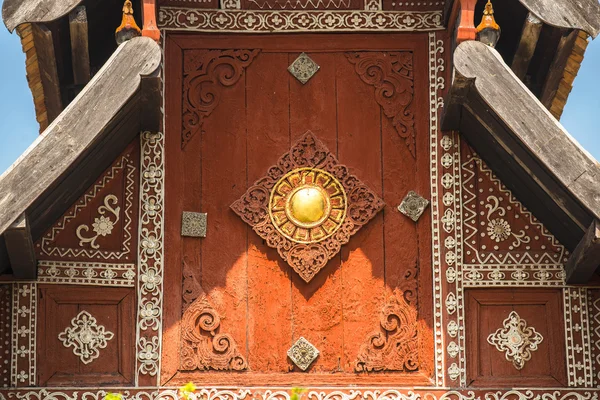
[115,0,142,45]
[476,0,501,47]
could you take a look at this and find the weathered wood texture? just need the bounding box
[443,40,599,251]
[69,6,91,85]
[2,0,83,32]
[0,37,161,241]
[540,29,579,109]
[15,23,62,132]
[163,33,433,386]
[511,13,543,80]
[548,31,589,119]
[519,0,600,38]
[565,220,600,283]
[4,213,36,279]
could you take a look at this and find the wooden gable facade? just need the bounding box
[1,0,600,399]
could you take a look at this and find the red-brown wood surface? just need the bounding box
[466,288,567,387]
[37,285,135,386]
[34,141,140,263]
[163,33,433,385]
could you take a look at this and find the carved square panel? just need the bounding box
[288,53,320,84]
[181,211,207,238]
[37,285,135,386]
[466,289,566,387]
[231,131,385,283]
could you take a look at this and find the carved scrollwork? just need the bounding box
[180,294,248,371]
[345,52,416,157]
[231,132,385,283]
[355,289,419,372]
[75,195,121,249]
[182,49,260,149]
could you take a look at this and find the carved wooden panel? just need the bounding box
[0,285,11,388]
[460,143,568,286]
[164,34,432,385]
[466,288,567,387]
[34,141,140,263]
[589,289,600,387]
[37,285,135,386]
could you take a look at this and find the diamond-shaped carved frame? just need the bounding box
[288,53,320,84]
[231,132,385,283]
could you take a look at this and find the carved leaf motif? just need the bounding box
[181,260,203,313]
[355,289,419,372]
[345,52,416,157]
[182,49,261,149]
[231,131,385,283]
[180,294,248,371]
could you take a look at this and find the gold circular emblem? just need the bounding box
[269,168,347,244]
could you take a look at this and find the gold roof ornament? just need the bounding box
[115,0,141,45]
[476,0,501,48]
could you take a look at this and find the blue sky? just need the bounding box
[0,28,599,174]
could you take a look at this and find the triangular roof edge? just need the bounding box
[443,40,600,250]
[0,36,162,237]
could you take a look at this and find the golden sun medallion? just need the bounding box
[269,168,347,244]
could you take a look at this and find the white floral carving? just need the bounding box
[486,218,511,242]
[76,195,121,249]
[487,311,543,370]
[58,311,114,364]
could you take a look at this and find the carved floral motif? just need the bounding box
[487,311,543,370]
[182,49,260,149]
[58,311,114,365]
[287,337,319,371]
[76,195,120,248]
[345,52,416,157]
[180,294,247,371]
[355,290,419,372]
[288,53,320,84]
[231,132,385,282]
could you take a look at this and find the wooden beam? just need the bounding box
[142,0,160,42]
[2,0,83,32]
[565,220,600,283]
[69,6,91,85]
[456,0,477,43]
[4,214,36,280]
[540,29,578,108]
[31,24,63,124]
[0,37,161,237]
[511,13,543,80]
[518,0,600,38]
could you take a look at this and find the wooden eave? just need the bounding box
[443,40,600,282]
[2,0,83,32]
[0,36,162,278]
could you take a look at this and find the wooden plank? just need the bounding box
[31,24,62,124]
[511,13,543,80]
[0,36,161,237]
[200,51,248,367]
[565,220,600,283]
[69,6,91,85]
[4,213,36,279]
[335,51,384,371]
[518,0,600,38]
[289,51,343,373]
[446,40,600,232]
[2,0,83,32]
[540,29,578,108]
[245,52,291,373]
[140,75,162,132]
[160,35,183,385]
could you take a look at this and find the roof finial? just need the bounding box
[115,0,142,45]
[476,0,501,47]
